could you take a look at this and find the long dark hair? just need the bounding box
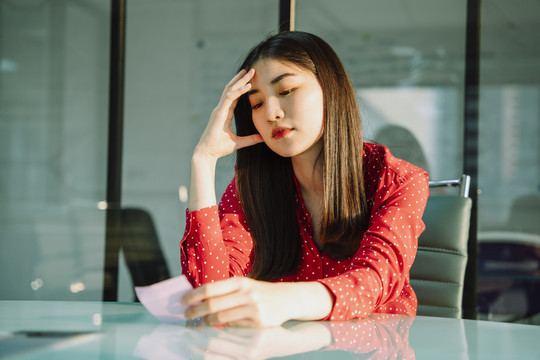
[234,31,369,281]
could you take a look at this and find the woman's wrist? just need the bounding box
[188,148,219,211]
[279,281,334,321]
[192,145,219,166]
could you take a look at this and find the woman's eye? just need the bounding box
[252,102,262,110]
[279,88,294,96]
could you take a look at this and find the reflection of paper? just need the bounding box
[133,324,192,360]
[134,275,193,322]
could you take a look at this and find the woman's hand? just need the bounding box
[182,277,290,327]
[181,277,334,328]
[195,69,263,161]
[188,69,263,211]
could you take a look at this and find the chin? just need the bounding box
[272,147,307,159]
[270,149,295,158]
[266,145,296,158]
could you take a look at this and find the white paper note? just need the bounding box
[135,275,193,322]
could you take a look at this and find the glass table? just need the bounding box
[1,300,539,359]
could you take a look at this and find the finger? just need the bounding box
[222,70,255,103]
[224,82,252,105]
[204,304,260,327]
[224,69,255,100]
[228,68,255,90]
[219,69,254,120]
[225,319,255,328]
[182,277,246,306]
[216,82,252,121]
[185,289,253,320]
[223,95,242,124]
[225,68,248,88]
[235,134,264,150]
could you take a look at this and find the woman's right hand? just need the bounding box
[194,69,263,161]
[188,69,263,211]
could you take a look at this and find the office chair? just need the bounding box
[410,175,472,318]
[374,124,430,173]
[120,208,171,293]
[507,195,540,235]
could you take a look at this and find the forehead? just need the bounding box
[250,58,314,83]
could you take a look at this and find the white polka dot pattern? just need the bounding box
[179,143,429,321]
[324,314,415,358]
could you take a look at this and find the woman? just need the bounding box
[180,31,429,327]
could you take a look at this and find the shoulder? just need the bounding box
[363,142,429,198]
[364,143,427,178]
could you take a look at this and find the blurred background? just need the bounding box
[1,0,538,324]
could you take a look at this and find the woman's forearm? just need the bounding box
[187,69,259,212]
[281,281,334,321]
[188,149,218,211]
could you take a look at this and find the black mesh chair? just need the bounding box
[120,208,170,298]
[410,175,472,318]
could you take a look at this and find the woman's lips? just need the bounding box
[272,127,292,139]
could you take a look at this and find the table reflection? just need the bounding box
[132,314,414,359]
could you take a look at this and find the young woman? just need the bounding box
[180,31,429,327]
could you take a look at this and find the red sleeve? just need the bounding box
[180,179,253,288]
[318,156,429,320]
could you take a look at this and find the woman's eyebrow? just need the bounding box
[271,72,295,85]
[247,73,296,97]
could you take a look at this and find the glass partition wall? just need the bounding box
[1,0,538,323]
[0,0,110,300]
[119,0,279,300]
[0,0,280,302]
[296,0,468,187]
[476,0,540,323]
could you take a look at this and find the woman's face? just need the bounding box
[247,58,324,159]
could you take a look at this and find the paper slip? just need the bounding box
[135,275,193,322]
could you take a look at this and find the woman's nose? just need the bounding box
[266,97,284,122]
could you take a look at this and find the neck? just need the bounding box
[292,146,324,248]
[291,150,323,197]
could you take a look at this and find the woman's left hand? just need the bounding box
[181,277,292,327]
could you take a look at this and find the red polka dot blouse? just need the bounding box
[180,143,429,321]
